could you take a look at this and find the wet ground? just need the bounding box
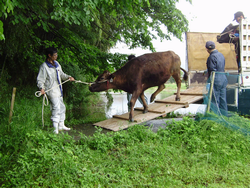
[100,90,174,118]
[66,90,175,138]
[67,117,197,140]
[68,123,110,139]
[67,87,204,138]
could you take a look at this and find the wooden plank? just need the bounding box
[174,92,203,96]
[158,104,187,113]
[94,104,187,131]
[179,86,205,95]
[134,107,165,114]
[113,110,163,123]
[183,86,203,92]
[112,115,131,121]
[129,112,164,123]
[157,95,203,104]
[93,86,205,131]
[184,95,204,103]
[136,102,185,114]
[113,110,142,122]
[154,100,189,106]
[93,118,138,131]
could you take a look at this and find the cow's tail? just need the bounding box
[180,67,188,81]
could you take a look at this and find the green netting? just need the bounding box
[196,71,250,136]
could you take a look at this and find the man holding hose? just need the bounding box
[37,47,75,134]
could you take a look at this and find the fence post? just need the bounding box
[206,71,215,113]
[9,87,16,124]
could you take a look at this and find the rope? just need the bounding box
[217,29,238,52]
[35,79,92,127]
[228,34,238,52]
[218,29,234,37]
[74,80,93,85]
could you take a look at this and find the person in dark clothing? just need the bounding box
[217,11,245,73]
[206,41,228,116]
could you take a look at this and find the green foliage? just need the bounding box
[0,0,15,40]
[1,116,250,187]
[0,0,191,120]
[0,0,190,88]
[196,111,250,136]
[159,117,250,160]
[85,124,158,152]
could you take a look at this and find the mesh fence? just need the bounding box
[196,71,250,136]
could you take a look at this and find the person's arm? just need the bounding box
[203,69,208,76]
[69,77,75,81]
[37,64,47,95]
[40,88,45,95]
[206,56,217,78]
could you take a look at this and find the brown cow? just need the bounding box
[89,51,188,122]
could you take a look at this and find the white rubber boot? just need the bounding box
[53,122,59,134]
[59,121,71,131]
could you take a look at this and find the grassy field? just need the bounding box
[1,116,250,187]
[1,83,250,187]
[146,83,187,92]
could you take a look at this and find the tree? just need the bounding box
[0,0,15,40]
[0,0,190,85]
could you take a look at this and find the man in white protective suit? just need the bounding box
[37,47,75,134]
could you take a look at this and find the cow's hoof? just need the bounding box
[150,96,155,103]
[175,98,180,101]
[129,118,134,122]
[143,109,148,114]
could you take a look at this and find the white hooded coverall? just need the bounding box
[37,61,71,123]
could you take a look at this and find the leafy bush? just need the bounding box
[1,89,250,187]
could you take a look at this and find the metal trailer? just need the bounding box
[226,19,250,114]
[185,32,237,88]
[185,22,250,115]
[234,19,250,114]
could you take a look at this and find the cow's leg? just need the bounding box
[140,91,148,113]
[172,72,182,101]
[150,84,165,102]
[129,92,140,122]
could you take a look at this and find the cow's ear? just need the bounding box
[103,70,109,74]
[107,74,115,80]
[103,70,111,76]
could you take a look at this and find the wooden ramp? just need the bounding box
[93,86,205,131]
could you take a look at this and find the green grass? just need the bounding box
[144,83,187,100]
[1,112,250,187]
[146,83,187,93]
[1,84,250,187]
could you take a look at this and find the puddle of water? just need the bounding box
[100,90,175,118]
[69,88,177,138]
[68,124,110,139]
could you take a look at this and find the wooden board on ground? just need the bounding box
[93,86,204,131]
[93,118,138,132]
[178,86,205,95]
[135,103,186,114]
[161,94,204,104]
[94,104,185,131]
[114,111,166,123]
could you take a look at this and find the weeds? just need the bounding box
[1,84,250,187]
[1,115,250,187]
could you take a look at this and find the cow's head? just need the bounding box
[89,70,114,92]
[95,70,111,82]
